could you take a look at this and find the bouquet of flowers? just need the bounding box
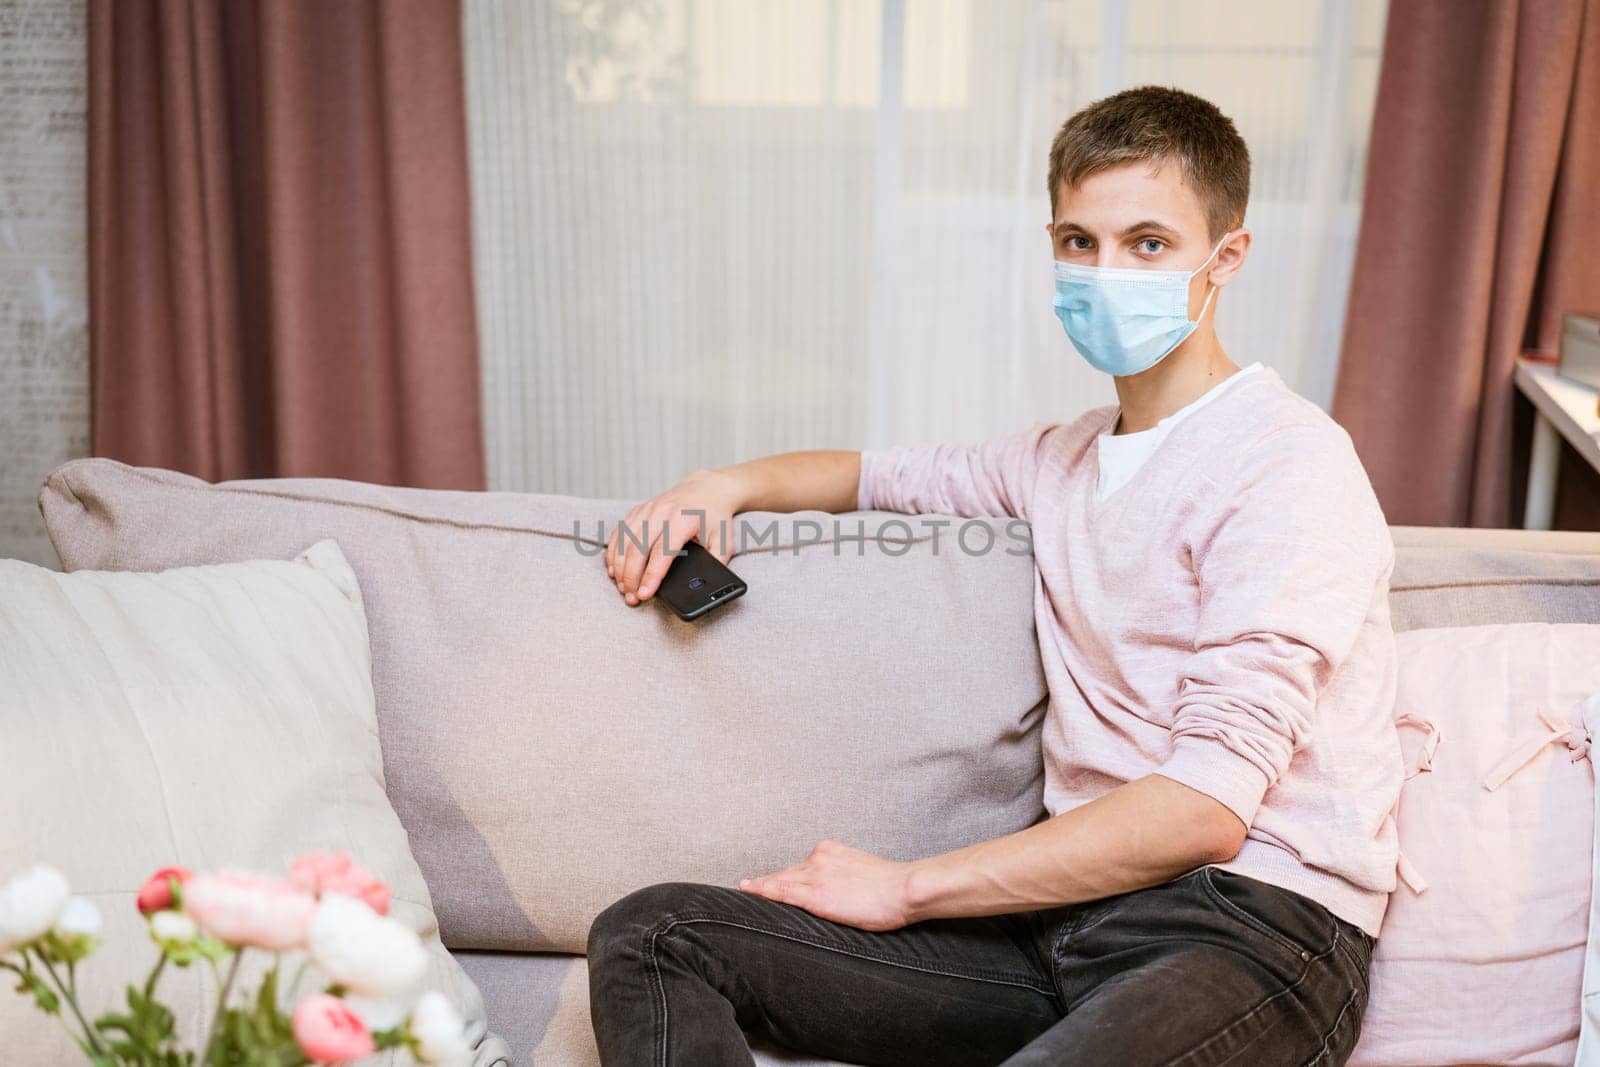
[0,853,473,1066]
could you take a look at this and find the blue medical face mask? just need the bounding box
[1052,233,1231,377]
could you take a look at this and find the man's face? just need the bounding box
[1047,160,1240,319]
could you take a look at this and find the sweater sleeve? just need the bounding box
[1154,423,1394,826]
[855,423,1052,521]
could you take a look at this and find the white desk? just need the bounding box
[1515,357,1600,530]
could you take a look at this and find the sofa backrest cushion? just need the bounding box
[40,460,1049,954]
[40,462,1600,954]
[1389,525,1600,631]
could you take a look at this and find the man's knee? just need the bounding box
[587,881,718,958]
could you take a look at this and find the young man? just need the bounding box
[587,86,1400,1065]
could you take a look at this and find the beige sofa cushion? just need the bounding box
[39,459,1050,955]
[0,540,508,1065]
[456,951,848,1067]
[1389,525,1600,631]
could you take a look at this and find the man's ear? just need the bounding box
[1208,227,1251,287]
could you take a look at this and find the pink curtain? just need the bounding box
[89,0,486,489]
[1332,0,1600,528]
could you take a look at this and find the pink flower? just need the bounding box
[292,994,375,1064]
[288,852,391,916]
[136,867,192,915]
[181,870,315,950]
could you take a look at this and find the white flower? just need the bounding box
[307,893,428,1000]
[55,898,101,937]
[149,910,198,945]
[0,865,70,953]
[410,991,471,1066]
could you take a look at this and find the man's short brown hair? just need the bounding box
[1047,86,1250,240]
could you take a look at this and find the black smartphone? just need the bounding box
[656,540,747,621]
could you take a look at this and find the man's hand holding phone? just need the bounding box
[605,468,742,607]
[603,451,862,612]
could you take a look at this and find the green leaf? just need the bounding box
[256,967,278,1015]
[165,942,202,967]
[372,1026,412,1051]
[30,936,61,965]
[93,1009,135,1032]
[43,929,98,965]
[19,968,59,1014]
[193,935,229,962]
[86,977,187,1066]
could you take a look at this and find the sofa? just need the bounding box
[31,458,1600,1065]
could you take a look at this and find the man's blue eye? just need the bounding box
[1140,239,1164,254]
[1069,236,1092,250]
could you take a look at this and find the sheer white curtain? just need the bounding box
[464,0,1386,498]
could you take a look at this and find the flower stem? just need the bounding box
[203,950,243,1065]
[286,954,310,1002]
[1,955,83,1053]
[143,952,168,1000]
[31,948,109,1058]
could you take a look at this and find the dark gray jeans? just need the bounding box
[587,865,1373,1066]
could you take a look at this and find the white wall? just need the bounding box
[0,0,89,567]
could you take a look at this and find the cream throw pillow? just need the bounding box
[0,540,510,1066]
[1349,623,1600,1067]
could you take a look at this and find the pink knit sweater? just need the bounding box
[857,366,1402,936]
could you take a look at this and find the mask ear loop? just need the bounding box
[1193,283,1219,326]
[1188,231,1233,325]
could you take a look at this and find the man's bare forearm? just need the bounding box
[718,450,862,514]
[902,774,1247,922]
